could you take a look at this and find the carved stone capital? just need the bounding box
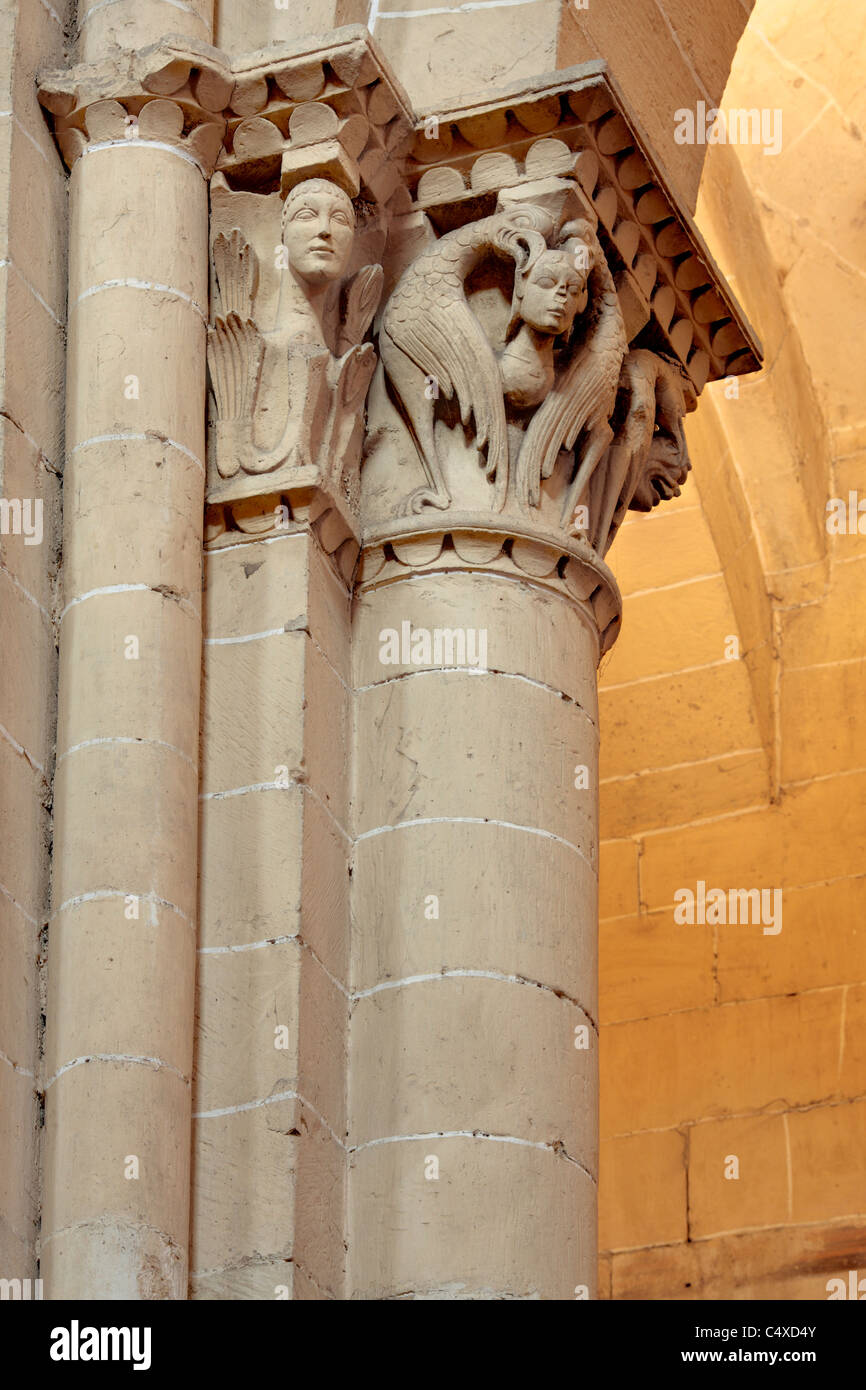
[37,41,234,176]
[37,27,763,609]
[357,523,623,657]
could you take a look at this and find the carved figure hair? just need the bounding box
[506,218,597,342]
[280,178,355,238]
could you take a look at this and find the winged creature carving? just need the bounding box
[379,203,627,517]
[207,179,382,486]
[380,204,555,513]
[585,349,694,554]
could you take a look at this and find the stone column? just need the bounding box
[192,501,355,1300]
[343,93,728,1291]
[38,12,221,1299]
[190,88,389,1295]
[349,533,612,1299]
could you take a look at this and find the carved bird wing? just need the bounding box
[212,229,258,319]
[337,264,384,356]
[383,273,508,483]
[207,312,264,422]
[516,267,628,508]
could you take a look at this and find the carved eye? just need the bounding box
[332,211,351,227]
[536,276,558,289]
[292,208,317,221]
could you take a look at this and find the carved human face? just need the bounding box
[519,252,588,336]
[282,182,354,286]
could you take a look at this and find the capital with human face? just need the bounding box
[281,179,355,288]
[517,250,589,337]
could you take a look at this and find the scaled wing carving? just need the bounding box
[380,205,554,513]
[515,220,628,519]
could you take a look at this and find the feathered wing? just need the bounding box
[207,313,265,479]
[383,291,508,486]
[337,265,384,355]
[207,313,264,423]
[516,269,627,509]
[212,229,258,319]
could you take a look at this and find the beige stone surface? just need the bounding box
[0,416,60,609]
[0,0,67,1292]
[0,115,67,319]
[351,819,597,1011]
[348,1137,596,1299]
[201,630,349,822]
[600,749,769,841]
[66,290,206,460]
[2,0,858,1306]
[599,661,761,781]
[190,1104,297,1275]
[0,897,38,1073]
[599,837,639,920]
[57,591,201,762]
[42,1220,187,1301]
[205,533,351,681]
[374,4,564,115]
[602,576,742,685]
[0,566,54,768]
[52,741,199,919]
[612,504,717,598]
[190,1258,294,1300]
[215,0,371,53]
[0,262,64,463]
[350,977,595,1161]
[46,897,195,1080]
[0,737,49,920]
[716,875,866,1004]
[194,941,302,1115]
[353,570,599,716]
[0,1064,38,1259]
[788,1101,866,1225]
[76,0,211,64]
[62,438,203,606]
[69,149,208,308]
[292,1114,347,1297]
[640,773,866,910]
[199,782,304,948]
[42,1062,191,1241]
[354,670,598,860]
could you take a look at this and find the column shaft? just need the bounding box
[43,140,208,1298]
[192,526,351,1299]
[348,557,600,1299]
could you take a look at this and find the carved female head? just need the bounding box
[281,178,355,287]
[509,222,594,340]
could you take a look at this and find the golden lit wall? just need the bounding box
[598,0,866,1299]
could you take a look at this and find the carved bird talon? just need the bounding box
[399,486,452,516]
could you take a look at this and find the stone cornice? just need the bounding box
[38,24,762,617]
[38,27,761,388]
[408,63,762,391]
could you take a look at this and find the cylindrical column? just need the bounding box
[76,0,214,65]
[348,543,604,1299]
[42,130,209,1297]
